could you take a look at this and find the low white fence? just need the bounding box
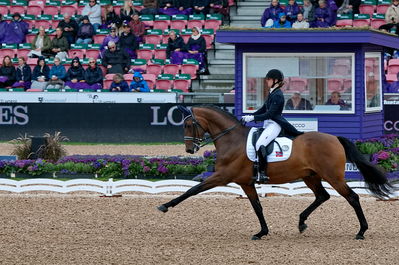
[0,179,398,198]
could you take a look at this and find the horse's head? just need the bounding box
[178,105,207,154]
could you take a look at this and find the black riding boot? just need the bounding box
[257,146,269,183]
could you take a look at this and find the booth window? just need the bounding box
[243,53,355,114]
[365,53,382,112]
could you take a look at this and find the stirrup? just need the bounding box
[256,171,269,184]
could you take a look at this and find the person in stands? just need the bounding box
[30,56,50,90]
[159,0,179,15]
[46,57,66,89]
[119,24,138,59]
[175,0,193,15]
[185,27,208,74]
[50,28,69,61]
[292,13,310,28]
[82,0,102,31]
[57,13,79,45]
[273,13,292,28]
[129,14,146,43]
[325,91,349,110]
[12,56,32,90]
[0,56,16,88]
[130,71,150,92]
[100,27,120,58]
[76,16,95,44]
[28,26,52,58]
[65,57,86,90]
[385,0,399,24]
[167,30,186,63]
[110,73,130,92]
[261,0,284,28]
[285,91,313,110]
[104,5,122,31]
[0,14,8,44]
[302,0,316,23]
[120,0,139,23]
[193,0,209,14]
[3,13,29,44]
[141,0,159,15]
[312,0,334,28]
[102,41,131,74]
[84,58,104,90]
[285,0,302,23]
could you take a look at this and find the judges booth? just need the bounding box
[216,29,399,139]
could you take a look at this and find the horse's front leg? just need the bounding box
[240,184,269,240]
[157,173,226,213]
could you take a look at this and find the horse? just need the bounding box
[157,105,393,240]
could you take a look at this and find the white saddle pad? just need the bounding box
[246,127,293,163]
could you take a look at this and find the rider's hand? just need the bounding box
[242,115,254,123]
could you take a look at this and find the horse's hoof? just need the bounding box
[299,223,308,233]
[251,235,261,240]
[157,205,168,213]
[355,234,365,240]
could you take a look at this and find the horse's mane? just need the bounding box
[194,104,240,124]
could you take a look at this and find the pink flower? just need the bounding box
[377,151,391,160]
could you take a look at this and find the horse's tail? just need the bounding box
[337,136,393,198]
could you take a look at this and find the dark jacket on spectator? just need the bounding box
[66,66,85,81]
[119,31,139,51]
[159,0,175,8]
[176,0,193,9]
[52,35,69,51]
[120,7,138,23]
[77,23,95,39]
[143,0,158,8]
[186,35,206,53]
[102,49,131,70]
[16,65,32,82]
[84,65,103,85]
[261,3,284,27]
[0,65,16,85]
[166,35,185,58]
[193,0,209,7]
[106,10,122,27]
[32,65,50,81]
[110,80,130,91]
[57,19,79,41]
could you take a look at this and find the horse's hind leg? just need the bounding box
[328,180,368,239]
[299,175,330,233]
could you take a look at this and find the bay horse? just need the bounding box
[157,105,392,240]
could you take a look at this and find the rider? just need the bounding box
[242,69,303,183]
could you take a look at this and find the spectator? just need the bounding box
[292,13,310,28]
[175,0,194,15]
[130,71,150,92]
[129,14,146,43]
[110,73,130,91]
[285,92,313,110]
[385,0,399,27]
[3,13,29,45]
[185,27,208,74]
[46,57,66,89]
[141,0,159,15]
[261,0,284,28]
[120,0,139,23]
[50,28,69,61]
[325,91,348,110]
[65,57,86,90]
[28,26,52,58]
[285,0,302,23]
[0,14,7,44]
[159,0,179,16]
[337,0,353,15]
[102,41,131,74]
[57,13,79,45]
[119,23,138,59]
[209,0,228,16]
[84,58,103,90]
[76,16,95,44]
[335,0,360,14]
[312,0,334,28]
[193,0,210,15]
[82,0,102,31]
[12,56,32,90]
[167,30,185,63]
[303,0,316,23]
[366,72,380,107]
[31,56,50,90]
[104,5,122,30]
[0,56,16,88]
[100,27,120,58]
[273,13,292,28]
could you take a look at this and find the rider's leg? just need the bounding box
[255,120,281,183]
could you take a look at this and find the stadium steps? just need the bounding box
[230,0,270,28]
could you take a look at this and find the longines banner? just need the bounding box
[384,94,399,134]
[0,104,235,142]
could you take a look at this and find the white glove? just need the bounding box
[242,115,254,122]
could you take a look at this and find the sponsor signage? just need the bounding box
[286,118,318,132]
[345,163,359,172]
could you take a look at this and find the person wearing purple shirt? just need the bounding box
[0,14,8,44]
[312,0,334,28]
[3,13,29,44]
[285,0,302,23]
[100,28,120,59]
[261,0,285,27]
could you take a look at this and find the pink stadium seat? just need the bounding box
[376,4,389,14]
[123,74,133,82]
[187,20,204,29]
[104,80,113,89]
[77,5,85,15]
[202,34,214,49]
[146,64,163,76]
[386,73,397,82]
[204,20,222,31]
[43,6,59,16]
[105,74,116,80]
[155,79,173,91]
[35,20,52,29]
[327,78,344,92]
[69,49,85,58]
[142,73,156,90]
[29,0,45,8]
[144,34,162,45]
[289,77,307,92]
[181,64,198,79]
[173,79,190,92]
[26,5,43,16]
[388,64,399,74]
[343,79,352,91]
[26,88,44,92]
[64,64,71,72]
[0,5,9,14]
[0,49,16,59]
[371,19,385,29]
[359,5,376,16]
[27,57,38,67]
[93,34,106,44]
[26,34,36,43]
[332,64,350,76]
[60,5,77,16]
[163,64,180,75]
[9,5,26,14]
[86,49,100,59]
[154,49,167,60]
[181,34,191,43]
[335,19,353,27]
[352,19,370,27]
[170,20,187,30]
[153,20,170,31]
[17,49,31,58]
[136,49,154,60]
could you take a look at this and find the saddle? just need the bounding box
[251,128,283,158]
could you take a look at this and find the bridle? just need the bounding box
[183,110,238,152]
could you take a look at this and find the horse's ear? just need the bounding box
[177,105,191,117]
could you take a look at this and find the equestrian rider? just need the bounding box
[242,69,303,183]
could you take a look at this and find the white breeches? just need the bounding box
[255,120,282,151]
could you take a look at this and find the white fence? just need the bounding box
[0,179,398,198]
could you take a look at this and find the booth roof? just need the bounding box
[216,27,399,49]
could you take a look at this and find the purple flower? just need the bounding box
[157,165,168,174]
[377,151,391,160]
[143,166,150,172]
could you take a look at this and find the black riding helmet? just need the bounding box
[266,69,284,88]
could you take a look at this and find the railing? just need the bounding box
[0,179,398,198]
